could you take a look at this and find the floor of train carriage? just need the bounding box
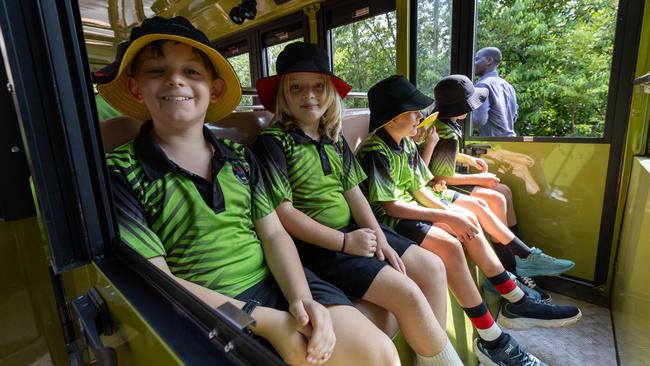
[485,291,616,366]
[23,293,615,366]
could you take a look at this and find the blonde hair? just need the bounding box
[272,73,344,142]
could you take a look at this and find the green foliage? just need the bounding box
[475,0,617,136]
[332,13,397,108]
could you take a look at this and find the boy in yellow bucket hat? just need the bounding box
[99,16,398,366]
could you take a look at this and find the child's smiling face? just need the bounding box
[284,72,330,127]
[127,41,224,128]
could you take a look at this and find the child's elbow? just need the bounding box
[382,201,398,216]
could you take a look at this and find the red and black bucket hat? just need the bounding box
[255,41,351,112]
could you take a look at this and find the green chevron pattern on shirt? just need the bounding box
[357,130,433,228]
[106,136,271,297]
[254,126,366,230]
[429,119,461,178]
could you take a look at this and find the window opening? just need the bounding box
[473,0,618,138]
[415,0,453,97]
[330,11,397,108]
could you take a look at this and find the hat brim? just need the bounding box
[368,88,433,132]
[97,34,241,122]
[256,72,352,112]
[436,87,488,118]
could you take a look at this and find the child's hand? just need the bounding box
[256,308,311,365]
[289,299,335,365]
[474,172,500,189]
[375,240,406,274]
[469,156,489,172]
[431,179,447,193]
[445,211,481,243]
[344,228,377,257]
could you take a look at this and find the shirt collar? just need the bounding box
[288,126,333,145]
[478,70,498,81]
[437,118,463,137]
[375,127,404,154]
[134,120,238,181]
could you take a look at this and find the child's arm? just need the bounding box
[147,256,324,365]
[344,186,406,274]
[437,172,500,188]
[254,211,336,362]
[416,126,439,166]
[276,201,376,257]
[457,152,489,173]
[382,187,480,243]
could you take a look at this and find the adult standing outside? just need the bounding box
[473,47,518,137]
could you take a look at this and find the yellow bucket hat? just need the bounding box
[96,16,241,122]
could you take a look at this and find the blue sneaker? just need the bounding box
[474,333,546,366]
[498,295,582,330]
[483,272,547,302]
[515,247,574,277]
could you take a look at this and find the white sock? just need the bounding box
[415,339,463,366]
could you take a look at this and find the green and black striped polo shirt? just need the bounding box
[357,128,434,228]
[428,119,462,178]
[106,121,271,297]
[253,126,366,230]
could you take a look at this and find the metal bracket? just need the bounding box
[633,72,650,94]
[70,287,116,366]
[214,302,256,332]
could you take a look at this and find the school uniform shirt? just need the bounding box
[428,118,463,178]
[253,126,366,230]
[357,128,437,228]
[106,121,272,298]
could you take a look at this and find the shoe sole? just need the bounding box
[473,339,500,366]
[497,310,582,330]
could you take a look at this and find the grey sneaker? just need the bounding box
[474,333,546,366]
[515,247,574,277]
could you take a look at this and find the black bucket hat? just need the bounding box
[367,75,434,132]
[256,41,351,112]
[433,74,488,118]
[96,16,241,122]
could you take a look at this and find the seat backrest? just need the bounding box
[100,111,274,153]
[100,109,368,153]
[207,110,273,147]
[341,109,370,153]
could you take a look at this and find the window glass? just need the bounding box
[266,38,304,76]
[227,52,253,106]
[331,11,397,108]
[416,0,452,97]
[474,0,618,137]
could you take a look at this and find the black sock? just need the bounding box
[505,236,532,258]
[483,332,508,349]
[492,243,517,273]
[509,224,520,238]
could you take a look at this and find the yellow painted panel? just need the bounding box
[468,141,611,281]
[612,157,650,365]
[0,217,68,366]
[62,264,183,366]
[608,1,650,293]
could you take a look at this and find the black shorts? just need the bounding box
[294,223,413,299]
[450,185,477,195]
[235,267,352,308]
[394,219,434,246]
[235,268,350,358]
